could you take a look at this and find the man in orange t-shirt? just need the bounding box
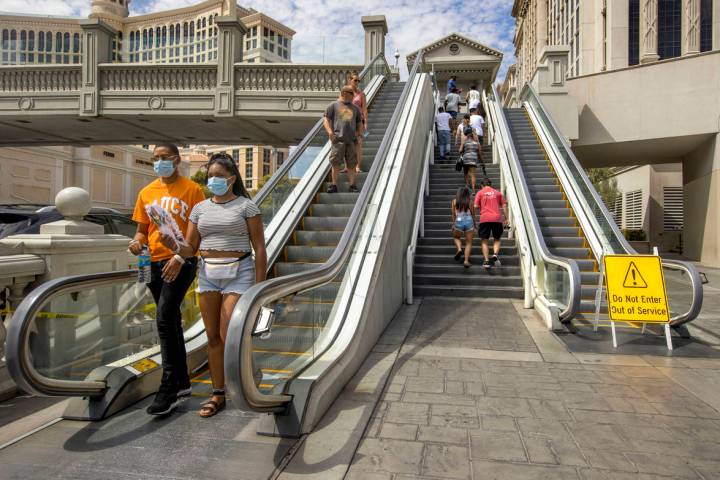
[130,143,206,416]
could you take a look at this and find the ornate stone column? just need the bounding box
[639,0,660,63]
[681,0,701,55]
[214,15,246,117]
[79,19,115,116]
[361,15,388,66]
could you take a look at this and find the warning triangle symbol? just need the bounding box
[622,261,648,288]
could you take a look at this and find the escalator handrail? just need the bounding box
[6,270,136,397]
[225,53,426,412]
[489,84,582,321]
[252,52,390,207]
[520,84,703,326]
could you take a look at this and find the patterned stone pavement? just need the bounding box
[345,297,720,480]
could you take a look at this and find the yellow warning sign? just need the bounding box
[604,255,670,323]
[130,358,159,373]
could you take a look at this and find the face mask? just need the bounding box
[207,176,231,196]
[153,160,176,177]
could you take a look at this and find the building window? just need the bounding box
[245,148,254,179]
[657,0,681,59]
[628,0,640,65]
[700,0,713,52]
[262,149,271,176]
[245,179,253,189]
[277,151,284,166]
[232,149,239,162]
[625,189,643,230]
[663,187,683,231]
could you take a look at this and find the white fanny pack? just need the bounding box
[202,253,250,279]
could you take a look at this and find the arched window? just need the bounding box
[1,30,8,64]
[136,30,140,50]
[155,27,160,47]
[209,15,213,25]
[55,32,62,52]
[19,30,26,62]
[148,28,153,48]
[130,30,134,50]
[73,33,80,53]
[162,26,167,46]
[142,29,148,49]
[63,32,70,52]
[28,30,35,62]
[202,17,206,29]
[46,31,52,52]
[189,22,195,40]
[169,25,174,45]
[183,22,188,43]
[197,19,201,30]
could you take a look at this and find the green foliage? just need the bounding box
[190,169,212,198]
[587,168,621,209]
[623,229,647,241]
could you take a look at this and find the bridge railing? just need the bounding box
[100,64,217,91]
[0,65,81,93]
[234,64,361,92]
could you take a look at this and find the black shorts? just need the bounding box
[462,164,476,176]
[478,222,503,240]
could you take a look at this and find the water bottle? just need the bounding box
[137,246,151,284]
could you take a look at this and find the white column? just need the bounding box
[639,0,660,63]
[682,0,701,55]
[607,0,629,69]
[79,19,115,116]
[361,15,388,65]
[214,15,246,117]
[714,0,720,50]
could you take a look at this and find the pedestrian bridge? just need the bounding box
[0,61,361,146]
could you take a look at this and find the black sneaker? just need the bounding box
[491,254,501,266]
[146,382,179,416]
[327,184,338,194]
[349,184,359,193]
[177,379,192,398]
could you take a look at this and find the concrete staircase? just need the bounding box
[412,132,524,299]
[504,108,602,321]
[252,81,407,391]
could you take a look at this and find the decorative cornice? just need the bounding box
[406,33,504,61]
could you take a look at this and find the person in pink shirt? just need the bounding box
[474,178,509,269]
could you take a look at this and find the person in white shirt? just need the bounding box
[465,86,481,112]
[469,108,485,145]
[435,106,452,159]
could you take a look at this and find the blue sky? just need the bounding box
[2,0,517,80]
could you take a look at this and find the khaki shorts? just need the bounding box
[329,140,358,168]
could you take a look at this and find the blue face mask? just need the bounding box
[153,160,176,177]
[207,176,231,196]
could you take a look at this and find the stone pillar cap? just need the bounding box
[361,15,388,33]
[55,187,92,220]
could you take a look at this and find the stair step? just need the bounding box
[413,284,524,299]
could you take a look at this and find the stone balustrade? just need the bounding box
[101,64,218,91]
[234,64,358,92]
[0,65,82,93]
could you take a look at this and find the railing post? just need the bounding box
[215,15,247,117]
[79,19,115,117]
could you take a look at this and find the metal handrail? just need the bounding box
[520,84,703,326]
[405,131,433,304]
[489,84,582,321]
[225,52,425,413]
[7,270,136,397]
[252,52,390,207]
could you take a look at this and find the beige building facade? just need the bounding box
[505,0,720,266]
[0,145,191,213]
[0,0,295,210]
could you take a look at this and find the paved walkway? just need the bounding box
[345,297,720,480]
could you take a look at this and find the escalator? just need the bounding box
[483,83,703,330]
[252,81,405,393]
[504,109,600,321]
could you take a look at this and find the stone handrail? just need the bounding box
[0,65,82,93]
[234,63,363,91]
[100,64,218,91]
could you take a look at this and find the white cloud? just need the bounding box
[0,0,89,17]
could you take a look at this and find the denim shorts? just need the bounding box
[437,130,451,145]
[454,214,474,232]
[197,255,255,295]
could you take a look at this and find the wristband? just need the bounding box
[173,254,185,264]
